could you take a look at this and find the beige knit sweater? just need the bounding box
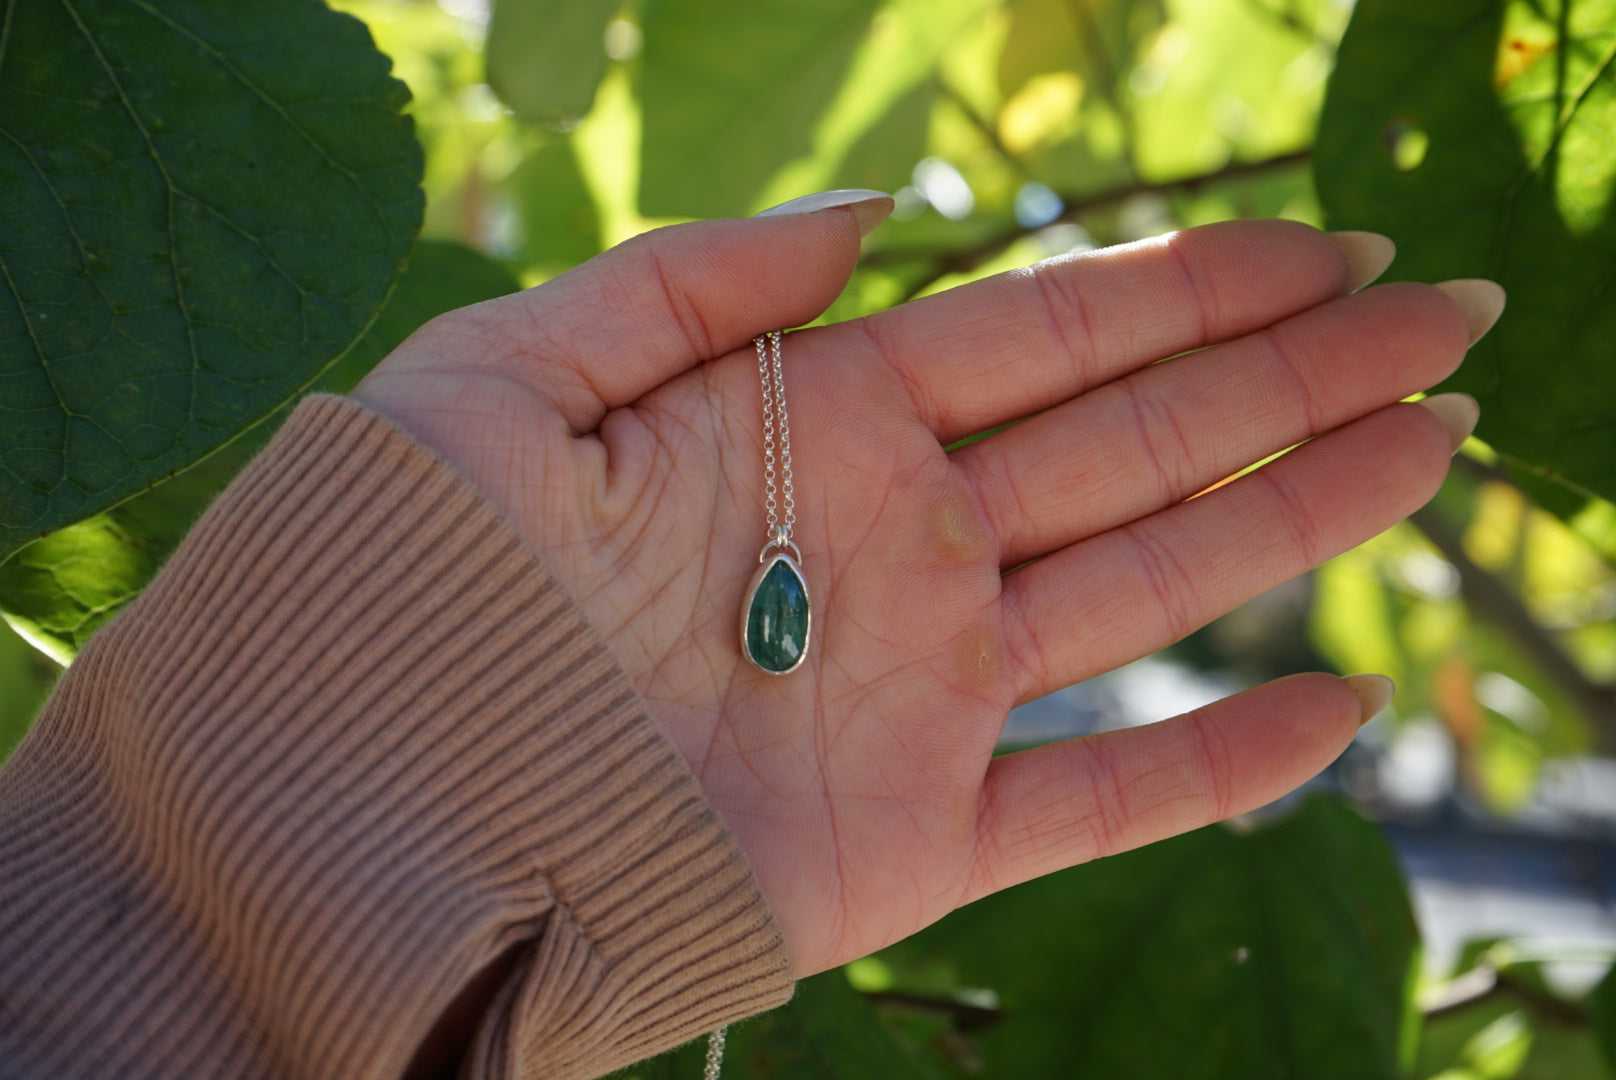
[0,396,794,1078]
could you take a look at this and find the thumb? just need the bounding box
[467,188,892,432]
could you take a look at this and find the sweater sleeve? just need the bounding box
[0,394,793,1079]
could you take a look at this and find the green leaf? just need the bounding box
[1420,978,1609,1080]
[884,797,1419,1080]
[0,618,53,763]
[509,135,604,275]
[754,0,1000,210]
[486,0,620,124]
[998,0,1167,109]
[1315,0,1616,505]
[0,470,202,666]
[637,0,882,217]
[1594,961,1616,1073]
[825,79,934,200]
[0,0,424,560]
[1460,1010,1536,1079]
[1311,543,1411,691]
[610,968,944,1079]
[0,240,520,665]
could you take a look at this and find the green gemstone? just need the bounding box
[745,556,810,673]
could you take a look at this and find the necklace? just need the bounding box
[709,332,806,1072]
[702,1026,727,1080]
[740,331,812,675]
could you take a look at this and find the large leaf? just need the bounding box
[610,968,944,1079]
[637,0,882,217]
[1315,0,1616,505]
[749,0,1001,210]
[0,0,424,560]
[0,240,521,665]
[486,0,620,124]
[884,797,1419,1079]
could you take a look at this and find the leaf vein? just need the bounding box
[57,0,202,430]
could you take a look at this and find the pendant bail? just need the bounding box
[760,527,803,564]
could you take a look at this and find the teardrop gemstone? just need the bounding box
[743,554,811,674]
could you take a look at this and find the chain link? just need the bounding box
[755,331,795,546]
[702,1026,728,1080]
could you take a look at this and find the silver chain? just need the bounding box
[702,1026,727,1080]
[720,333,795,1068]
[755,331,795,547]
[715,335,796,1071]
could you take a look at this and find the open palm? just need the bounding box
[353,201,1493,978]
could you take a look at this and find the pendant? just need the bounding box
[741,549,811,675]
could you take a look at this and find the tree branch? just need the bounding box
[935,79,1033,181]
[863,149,1313,300]
[863,990,1002,1031]
[1237,0,1339,50]
[1422,964,1593,1026]
[1407,502,1616,753]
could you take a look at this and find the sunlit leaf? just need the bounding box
[1317,0,1616,506]
[1128,0,1332,181]
[884,797,1419,1079]
[0,472,201,666]
[508,135,603,275]
[1567,496,1616,569]
[0,0,424,560]
[331,0,513,246]
[823,80,934,199]
[1312,545,1411,691]
[486,0,620,124]
[785,0,1001,206]
[1461,1010,1536,1079]
[0,616,53,763]
[1421,985,1611,1080]
[638,0,881,217]
[998,0,1079,102]
[1475,714,1543,813]
[998,0,1166,110]
[0,241,520,665]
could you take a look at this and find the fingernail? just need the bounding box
[1327,231,1396,292]
[1342,674,1394,725]
[755,189,895,236]
[1416,392,1480,453]
[1434,279,1507,344]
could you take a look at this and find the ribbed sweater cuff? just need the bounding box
[0,394,792,1080]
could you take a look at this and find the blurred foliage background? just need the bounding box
[1,0,1614,1076]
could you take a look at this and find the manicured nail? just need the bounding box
[1434,279,1506,344]
[1327,231,1396,292]
[755,189,895,236]
[1416,392,1480,453]
[1342,674,1394,725]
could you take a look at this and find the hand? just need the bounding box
[353,198,1497,978]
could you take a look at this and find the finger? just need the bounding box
[407,192,893,433]
[832,220,1389,444]
[958,281,1473,568]
[1002,400,1464,704]
[967,672,1369,901]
